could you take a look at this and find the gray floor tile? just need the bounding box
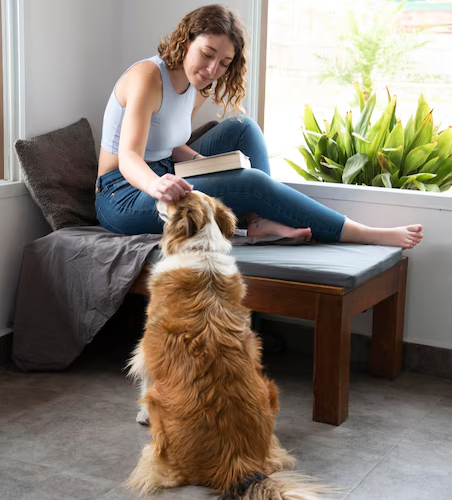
[345,438,452,500]
[0,456,115,500]
[0,391,148,482]
[97,484,211,500]
[1,349,451,500]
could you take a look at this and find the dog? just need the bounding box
[127,190,330,499]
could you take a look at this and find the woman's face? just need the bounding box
[183,34,235,89]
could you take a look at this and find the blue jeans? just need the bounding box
[95,117,345,241]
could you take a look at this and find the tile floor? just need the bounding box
[1,323,451,500]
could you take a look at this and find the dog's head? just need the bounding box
[156,191,237,256]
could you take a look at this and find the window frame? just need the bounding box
[0,0,27,199]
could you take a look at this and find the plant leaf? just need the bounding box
[303,105,322,134]
[351,132,371,155]
[343,153,368,184]
[326,137,340,164]
[414,93,431,132]
[344,111,355,157]
[372,172,392,188]
[384,120,404,148]
[390,170,401,188]
[321,156,345,170]
[404,117,415,150]
[284,158,320,182]
[330,107,346,137]
[314,134,328,170]
[314,171,340,183]
[400,173,436,189]
[354,92,376,138]
[408,110,434,152]
[419,157,440,174]
[377,152,397,174]
[404,141,438,175]
[353,81,365,112]
[434,154,452,184]
[302,131,317,155]
[413,180,426,191]
[439,172,452,187]
[436,127,452,157]
[386,144,404,169]
[297,146,320,172]
[368,96,397,170]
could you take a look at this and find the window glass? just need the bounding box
[264,0,452,192]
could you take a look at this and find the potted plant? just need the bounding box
[286,83,452,192]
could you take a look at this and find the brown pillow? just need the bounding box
[14,118,99,230]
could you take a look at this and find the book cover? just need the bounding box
[174,150,251,177]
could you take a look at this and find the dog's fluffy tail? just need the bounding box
[220,471,334,500]
[125,342,146,381]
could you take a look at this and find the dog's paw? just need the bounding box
[136,408,150,426]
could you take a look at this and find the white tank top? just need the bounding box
[100,55,197,161]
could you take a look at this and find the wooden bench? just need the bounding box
[129,243,408,426]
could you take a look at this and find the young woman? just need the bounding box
[96,4,423,249]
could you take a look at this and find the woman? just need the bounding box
[96,4,423,249]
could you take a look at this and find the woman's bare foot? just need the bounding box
[341,219,423,249]
[248,216,312,241]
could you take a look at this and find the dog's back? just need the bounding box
[141,259,277,490]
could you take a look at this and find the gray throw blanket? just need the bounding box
[12,227,162,371]
[12,225,299,371]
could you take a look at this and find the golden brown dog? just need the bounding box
[127,191,329,499]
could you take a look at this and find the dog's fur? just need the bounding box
[127,191,329,499]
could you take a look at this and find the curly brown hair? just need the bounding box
[158,4,247,116]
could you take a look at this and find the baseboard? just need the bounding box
[259,316,452,380]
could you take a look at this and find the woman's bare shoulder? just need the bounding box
[116,60,162,106]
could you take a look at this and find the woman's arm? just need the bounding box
[117,63,192,202]
[171,144,204,162]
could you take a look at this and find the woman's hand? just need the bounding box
[146,173,193,202]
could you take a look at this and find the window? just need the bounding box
[1,0,25,188]
[0,2,4,180]
[263,0,452,193]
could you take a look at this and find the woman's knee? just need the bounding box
[222,116,261,139]
[238,168,274,190]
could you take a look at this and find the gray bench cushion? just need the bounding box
[231,243,402,289]
[147,238,402,290]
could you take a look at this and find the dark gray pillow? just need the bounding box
[14,118,98,231]
[187,120,219,145]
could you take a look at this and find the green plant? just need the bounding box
[285,83,452,192]
[316,0,428,99]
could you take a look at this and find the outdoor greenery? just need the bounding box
[285,83,452,192]
[316,0,428,98]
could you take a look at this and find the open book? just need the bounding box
[174,150,251,177]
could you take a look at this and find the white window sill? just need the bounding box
[272,160,452,212]
[0,181,28,199]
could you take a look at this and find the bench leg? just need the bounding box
[370,259,408,380]
[313,295,352,425]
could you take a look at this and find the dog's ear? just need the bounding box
[214,202,237,238]
[183,205,206,237]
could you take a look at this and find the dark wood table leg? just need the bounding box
[370,259,408,380]
[313,294,352,425]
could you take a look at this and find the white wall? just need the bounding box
[24,0,121,143]
[0,194,50,337]
[0,0,120,335]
